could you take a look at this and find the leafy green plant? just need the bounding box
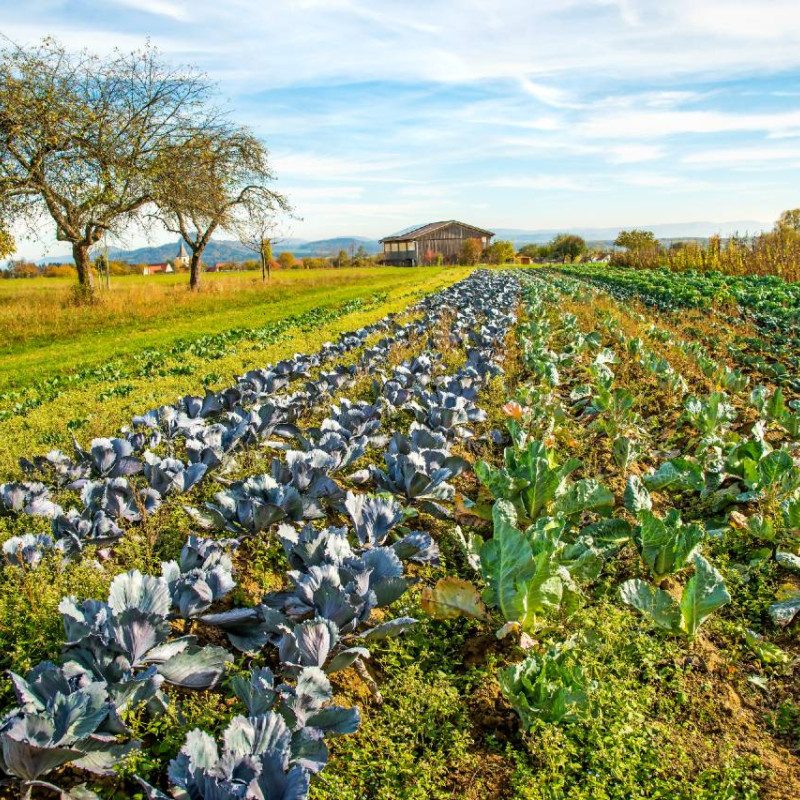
[619,554,730,638]
[499,646,589,726]
[683,392,736,442]
[624,477,705,581]
[644,457,707,494]
[768,588,800,627]
[479,501,579,633]
[637,509,705,582]
[752,385,800,438]
[612,435,641,470]
[587,384,643,443]
[743,629,790,666]
[476,438,613,526]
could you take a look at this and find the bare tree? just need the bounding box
[0,38,217,298]
[154,128,288,289]
[237,204,288,283]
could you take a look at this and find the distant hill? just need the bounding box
[39,236,382,265]
[291,237,381,257]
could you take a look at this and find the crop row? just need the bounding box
[555,264,800,392]
[0,285,453,560]
[435,269,799,729]
[0,270,519,799]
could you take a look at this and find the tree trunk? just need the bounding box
[189,251,202,290]
[260,239,272,282]
[72,241,96,296]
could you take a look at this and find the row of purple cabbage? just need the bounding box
[0,271,520,799]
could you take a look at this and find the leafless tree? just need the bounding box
[153,127,289,289]
[0,38,218,298]
[236,204,292,283]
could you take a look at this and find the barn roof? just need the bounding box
[380,220,494,243]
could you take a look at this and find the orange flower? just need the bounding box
[502,401,524,420]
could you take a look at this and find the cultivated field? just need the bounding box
[0,264,798,800]
[0,267,470,477]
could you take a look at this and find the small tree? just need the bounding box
[154,128,288,290]
[43,264,76,278]
[518,243,546,260]
[614,229,658,251]
[460,237,483,265]
[0,39,218,299]
[259,239,273,281]
[613,229,660,269]
[94,252,111,289]
[549,233,587,262]
[10,260,38,278]
[336,249,349,268]
[353,245,369,265]
[486,240,515,264]
[776,209,800,232]
[236,204,279,283]
[277,251,296,270]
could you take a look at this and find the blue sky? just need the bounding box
[5,0,800,257]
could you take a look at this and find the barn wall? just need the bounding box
[380,222,492,265]
[416,223,490,263]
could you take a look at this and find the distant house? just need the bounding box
[142,242,189,275]
[380,220,494,266]
[142,262,173,275]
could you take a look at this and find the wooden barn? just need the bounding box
[380,220,494,266]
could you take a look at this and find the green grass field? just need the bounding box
[0,266,470,478]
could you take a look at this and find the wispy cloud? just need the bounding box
[682,145,800,167]
[110,0,189,21]
[4,0,800,254]
[577,109,800,139]
[486,175,597,191]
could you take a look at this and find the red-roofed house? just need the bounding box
[142,263,173,275]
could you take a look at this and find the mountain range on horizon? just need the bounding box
[34,219,770,265]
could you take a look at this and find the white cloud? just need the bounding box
[605,144,664,163]
[681,0,800,41]
[519,79,579,109]
[110,0,189,20]
[577,109,800,139]
[271,152,417,183]
[620,173,710,189]
[12,1,800,90]
[682,145,800,167]
[486,176,596,191]
[282,185,365,201]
